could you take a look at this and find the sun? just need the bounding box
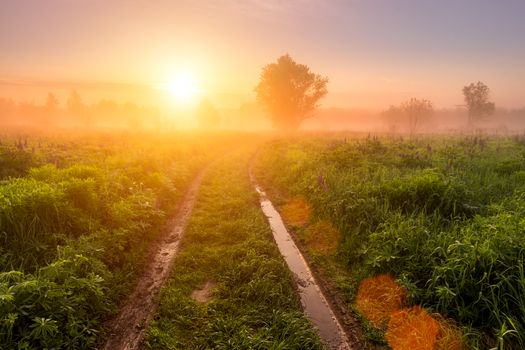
[160,73,200,102]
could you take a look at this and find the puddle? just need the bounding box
[191,280,216,303]
[254,185,351,350]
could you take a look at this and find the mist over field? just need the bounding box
[2,1,524,135]
[2,94,525,134]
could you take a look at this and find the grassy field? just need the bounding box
[0,133,232,349]
[144,149,323,349]
[254,134,525,349]
[2,131,524,349]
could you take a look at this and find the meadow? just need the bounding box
[0,133,231,348]
[144,149,322,349]
[254,134,525,349]
[1,131,524,349]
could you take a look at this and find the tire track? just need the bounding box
[249,153,352,350]
[101,164,211,350]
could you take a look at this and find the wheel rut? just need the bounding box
[100,164,211,350]
[249,153,353,350]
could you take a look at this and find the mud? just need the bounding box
[254,184,352,350]
[191,280,216,303]
[100,166,209,350]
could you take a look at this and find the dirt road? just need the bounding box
[101,166,209,350]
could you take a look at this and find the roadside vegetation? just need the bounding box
[254,134,525,349]
[0,133,230,349]
[144,150,323,349]
[3,130,523,349]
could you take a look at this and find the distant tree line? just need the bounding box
[0,90,164,130]
[0,90,282,131]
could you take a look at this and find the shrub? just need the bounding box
[0,254,111,349]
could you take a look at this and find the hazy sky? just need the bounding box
[1,0,524,108]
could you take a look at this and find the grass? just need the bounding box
[144,149,323,349]
[0,132,235,349]
[4,131,523,349]
[254,134,525,349]
[355,274,408,330]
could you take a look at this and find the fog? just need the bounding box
[1,92,524,135]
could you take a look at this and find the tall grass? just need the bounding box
[255,135,525,348]
[0,133,235,349]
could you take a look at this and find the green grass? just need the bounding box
[0,133,235,349]
[254,134,525,349]
[144,149,323,350]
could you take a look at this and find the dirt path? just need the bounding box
[249,154,352,350]
[254,184,352,350]
[101,165,210,350]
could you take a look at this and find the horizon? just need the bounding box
[1,0,524,111]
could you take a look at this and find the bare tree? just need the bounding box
[400,98,434,136]
[43,92,59,126]
[255,54,328,130]
[382,105,403,133]
[463,81,495,126]
[45,92,59,111]
[67,90,83,115]
[67,90,91,128]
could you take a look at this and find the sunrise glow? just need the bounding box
[160,73,200,103]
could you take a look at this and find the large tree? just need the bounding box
[255,54,328,130]
[463,81,495,126]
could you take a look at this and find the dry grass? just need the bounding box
[355,274,408,329]
[281,197,311,227]
[386,305,439,350]
[303,220,341,254]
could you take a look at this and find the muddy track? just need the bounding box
[100,164,211,350]
[248,152,354,350]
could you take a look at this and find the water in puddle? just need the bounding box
[255,185,351,350]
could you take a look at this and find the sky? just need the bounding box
[1,0,524,109]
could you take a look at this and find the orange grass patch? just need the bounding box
[281,197,311,227]
[435,316,466,350]
[303,220,341,254]
[355,274,408,329]
[386,305,439,350]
